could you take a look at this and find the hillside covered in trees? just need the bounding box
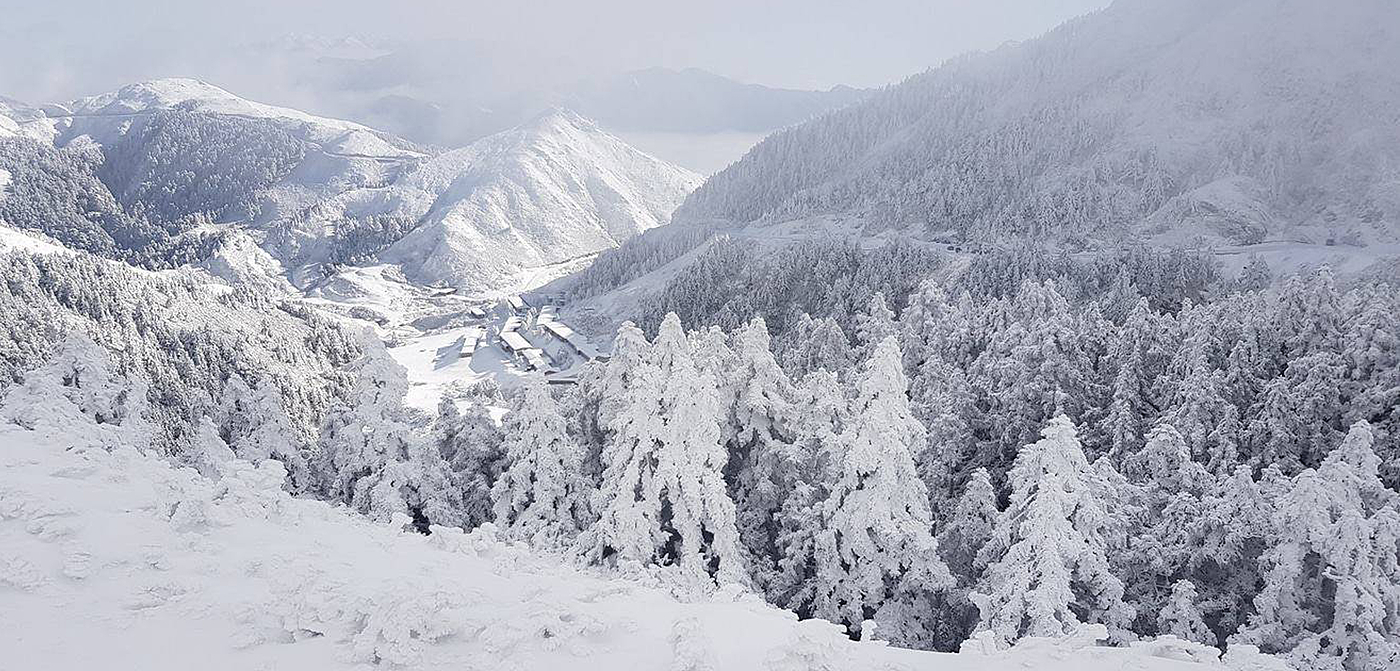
[4,237,1396,668]
[676,0,1400,249]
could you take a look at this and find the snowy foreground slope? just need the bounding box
[0,421,1285,670]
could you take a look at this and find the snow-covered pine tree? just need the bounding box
[216,373,308,491]
[1188,465,1274,640]
[909,351,977,513]
[1158,580,1213,645]
[1246,352,1344,474]
[723,317,797,591]
[969,281,1093,474]
[777,313,854,380]
[188,414,237,478]
[1237,255,1272,293]
[1103,299,1156,461]
[934,467,999,647]
[1340,290,1400,488]
[1275,266,1344,360]
[1117,423,1213,634]
[433,394,505,527]
[1161,324,1233,466]
[770,370,845,610]
[854,292,896,359]
[315,338,461,527]
[805,337,953,649]
[1242,421,1399,670]
[971,414,1134,647]
[491,376,592,548]
[582,313,747,591]
[595,321,652,432]
[0,331,152,450]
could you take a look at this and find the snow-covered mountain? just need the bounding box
[0,79,699,296]
[675,0,1400,250]
[554,0,1400,325]
[57,78,427,223]
[290,109,700,293]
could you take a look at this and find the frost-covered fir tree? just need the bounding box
[854,292,897,359]
[215,373,307,490]
[1340,291,1400,488]
[934,468,999,646]
[940,468,998,585]
[0,332,152,450]
[770,370,845,610]
[971,415,1134,647]
[316,338,461,527]
[188,415,237,478]
[491,377,592,548]
[970,281,1093,471]
[777,313,854,380]
[805,337,953,648]
[1117,423,1213,634]
[1161,325,1233,466]
[1275,266,1344,359]
[433,394,505,527]
[1246,352,1344,474]
[595,321,651,431]
[582,313,747,590]
[1188,465,1274,640]
[1242,421,1399,670]
[723,317,797,590]
[909,352,977,512]
[1103,299,1156,461]
[1158,580,1212,645]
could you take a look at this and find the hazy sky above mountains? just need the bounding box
[1,0,1110,102]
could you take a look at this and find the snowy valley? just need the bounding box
[2,0,1400,670]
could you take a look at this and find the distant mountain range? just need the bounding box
[205,37,870,169]
[0,79,698,295]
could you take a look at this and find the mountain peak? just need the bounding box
[67,78,381,138]
[518,107,597,135]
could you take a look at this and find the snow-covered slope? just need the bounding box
[45,78,426,228]
[676,0,1400,249]
[61,78,422,161]
[312,109,701,294]
[0,416,1287,671]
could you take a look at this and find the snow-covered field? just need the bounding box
[0,419,1287,671]
[386,325,489,411]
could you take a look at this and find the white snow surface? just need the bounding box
[0,224,69,255]
[0,420,1289,671]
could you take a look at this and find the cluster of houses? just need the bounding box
[494,294,605,380]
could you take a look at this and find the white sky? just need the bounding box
[0,0,1112,102]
